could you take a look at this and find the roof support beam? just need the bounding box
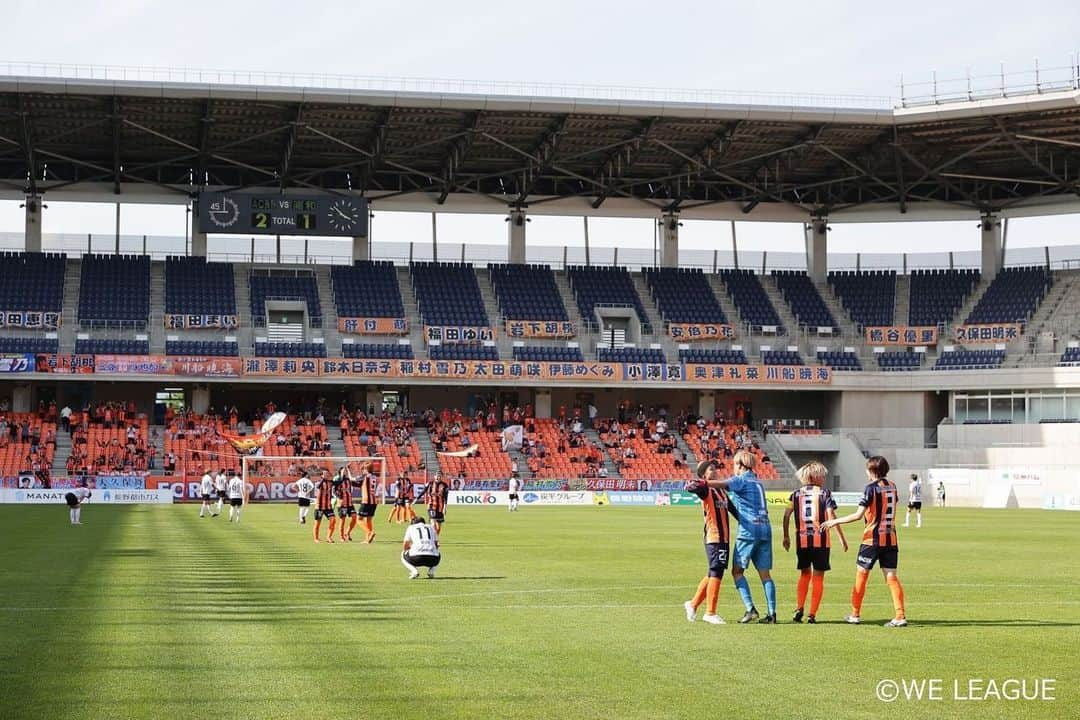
[111,96,122,194]
[278,104,304,189]
[15,94,36,195]
[438,111,482,204]
[196,99,215,186]
[514,115,568,206]
[591,117,658,208]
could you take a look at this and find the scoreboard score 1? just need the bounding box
[198,193,368,237]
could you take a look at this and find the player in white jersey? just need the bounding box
[903,474,923,528]
[227,471,245,523]
[199,471,215,518]
[213,469,228,516]
[508,476,521,512]
[401,516,441,579]
[295,473,315,524]
[64,484,91,525]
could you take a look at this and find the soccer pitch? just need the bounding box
[0,505,1075,720]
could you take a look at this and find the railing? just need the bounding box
[899,58,1080,108]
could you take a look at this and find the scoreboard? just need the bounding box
[197,193,368,237]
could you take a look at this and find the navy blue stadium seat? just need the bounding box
[342,343,414,360]
[718,270,783,332]
[74,338,150,355]
[0,336,59,354]
[250,273,321,325]
[567,267,649,327]
[642,268,726,324]
[253,342,327,358]
[678,348,748,364]
[429,345,499,361]
[78,255,150,325]
[877,351,923,371]
[828,270,895,329]
[331,262,405,318]
[773,271,837,330]
[933,348,1005,371]
[411,263,488,327]
[908,269,979,326]
[165,340,239,357]
[597,347,666,363]
[512,345,584,362]
[0,252,65,312]
[1058,347,1080,367]
[761,350,804,366]
[165,257,236,315]
[489,264,569,321]
[817,350,862,371]
[965,266,1051,325]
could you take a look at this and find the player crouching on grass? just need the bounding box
[782,462,847,624]
[65,481,91,525]
[401,516,441,579]
[683,460,739,625]
[821,456,908,627]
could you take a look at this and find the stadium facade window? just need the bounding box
[955,389,1080,423]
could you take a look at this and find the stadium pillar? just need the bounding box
[191,385,210,415]
[508,208,527,264]
[352,235,369,262]
[697,390,715,419]
[534,389,552,418]
[659,212,679,267]
[11,383,32,413]
[190,203,207,258]
[805,218,828,282]
[24,195,42,252]
[980,214,1002,279]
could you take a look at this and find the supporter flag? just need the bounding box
[217,411,287,455]
[437,445,479,458]
[501,424,524,451]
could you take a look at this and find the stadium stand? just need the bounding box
[678,348,748,364]
[817,350,862,371]
[598,416,691,482]
[429,345,500,361]
[772,271,837,330]
[828,270,896,329]
[513,346,585,362]
[250,273,321,325]
[0,412,55,482]
[761,350,804,365]
[681,421,779,482]
[411,262,488,327]
[718,270,784,332]
[429,410,512,480]
[341,413,424,484]
[253,342,327,358]
[567,266,650,327]
[523,418,592,480]
[330,262,405,319]
[342,343,415,360]
[164,257,237,316]
[597,347,666,364]
[66,404,150,475]
[0,336,59,354]
[74,339,150,355]
[642,268,727,324]
[965,266,1052,324]
[488,264,569,321]
[933,349,1006,370]
[908,269,980,326]
[0,251,65,313]
[1058,347,1080,367]
[78,255,151,325]
[877,351,923,371]
[165,340,239,356]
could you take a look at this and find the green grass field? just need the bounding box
[0,503,1076,720]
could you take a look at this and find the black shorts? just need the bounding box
[229,498,243,507]
[856,544,898,571]
[509,493,519,501]
[429,509,445,522]
[402,552,441,568]
[704,542,729,578]
[315,508,335,521]
[201,493,211,502]
[357,503,376,518]
[394,498,407,507]
[796,546,831,572]
[217,491,228,500]
[65,492,79,508]
[298,498,311,507]
[337,505,356,518]
[908,501,922,510]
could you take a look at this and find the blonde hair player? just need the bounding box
[782,462,847,624]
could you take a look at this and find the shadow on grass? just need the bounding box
[428,576,507,581]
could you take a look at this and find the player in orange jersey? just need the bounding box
[682,460,740,625]
[782,461,847,624]
[312,469,337,543]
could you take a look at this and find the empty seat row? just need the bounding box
[489,264,569,322]
[250,274,321,323]
[567,266,650,326]
[331,261,405,318]
[817,350,862,371]
[773,271,837,330]
[0,336,59,354]
[165,340,239,357]
[1058,347,1080,367]
[718,270,784,332]
[643,267,727,324]
[512,345,584,362]
[761,350,804,366]
[74,338,149,355]
[0,252,65,312]
[342,343,414,360]
[429,344,499,361]
[165,256,236,315]
[877,351,923,371]
[78,255,150,324]
[908,269,979,326]
[828,270,895,328]
[411,262,489,327]
[678,348,748,365]
[965,266,1051,325]
[253,342,326,358]
[933,349,1006,370]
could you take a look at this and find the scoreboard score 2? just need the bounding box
[198,193,367,237]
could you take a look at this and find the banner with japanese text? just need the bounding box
[94,355,174,375]
[953,323,1022,344]
[424,325,495,344]
[864,326,938,345]
[684,363,832,384]
[32,353,95,374]
[0,310,61,330]
[165,313,239,330]
[667,323,736,341]
[167,356,243,378]
[242,356,321,377]
[504,320,576,339]
[337,317,409,335]
[0,354,35,373]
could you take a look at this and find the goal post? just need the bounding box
[240,455,389,498]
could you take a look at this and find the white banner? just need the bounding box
[831,491,864,506]
[449,491,508,506]
[447,490,595,506]
[0,488,173,504]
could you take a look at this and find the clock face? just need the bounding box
[327,198,361,233]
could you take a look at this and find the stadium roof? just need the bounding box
[2,67,1080,222]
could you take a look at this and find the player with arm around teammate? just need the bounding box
[782,461,848,624]
[355,463,378,544]
[65,482,91,525]
[821,456,908,627]
[335,465,358,542]
[401,516,441,579]
[683,460,740,625]
[313,469,337,543]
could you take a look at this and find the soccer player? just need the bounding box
[295,472,315,524]
[683,461,738,625]
[387,473,408,524]
[336,466,358,541]
[213,468,227,516]
[706,451,778,623]
[401,516,441,579]
[403,475,417,522]
[782,461,848,624]
[199,470,214,518]
[904,473,923,528]
[355,464,378,543]
[65,482,91,525]
[313,469,337,543]
[937,480,946,508]
[227,470,245,523]
[427,471,449,533]
[821,456,908,627]
[508,474,521,512]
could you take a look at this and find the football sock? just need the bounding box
[796,571,811,610]
[75,507,81,523]
[763,578,777,615]
[216,499,223,514]
[348,516,358,538]
[886,575,906,619]
[705,578,721,615]
[199,504,205,517]
[734,576,754,611]
[916,514,922,528]
[851,569,869,616]
[810,575,825,615]
[70,508,76,524]
[314,520,322,541]
[903,511,910,526]
[328,518,337,539]
[234,507,240,523]
[690,577,709,610]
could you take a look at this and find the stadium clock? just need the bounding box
[326,198,363,234]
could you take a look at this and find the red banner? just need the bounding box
[168,356,243,378]
[504,320,576,338]
[94,355,173,375]
[684,363,831,384]
[33,353,95,374]
[953,323,1022,344]
[667,323,736,341]
[337,317,409,335]
[865,326,938,345]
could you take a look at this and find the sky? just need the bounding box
[2,0,1080,260]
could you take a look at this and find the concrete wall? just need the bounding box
[937,422,1080,448]
[777,433,870,491]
